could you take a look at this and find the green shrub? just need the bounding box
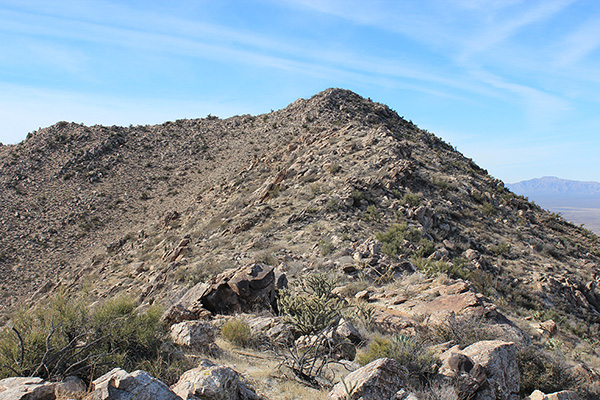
[221,319,251,347]
[480,202,497,217]
[278,273,344,335]
[402,193,421,207]
[362,205,380,222]
[489,242,511,256]
[517,345,575,397]
[376,223,422,256]
[0,294,178,383]
[318,240,335,256]
[356,335,436,385]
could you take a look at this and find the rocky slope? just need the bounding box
[1,89,600,398]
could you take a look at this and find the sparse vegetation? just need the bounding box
[0,294,183,384]
[356,335,436,385]
[221,318,252,347]
[278,273,344,335]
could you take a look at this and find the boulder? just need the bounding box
[0,377,55,400]
[461,340,519,400]
[171,359,259,400]
[53,376,86,398]
[201,263,277,313]
[336,318,363,345]
[439,340,520,400]
[90,368,181,400]
[568,362,600,392]
[163,263,285,322]
[398,290,528,344]
[329,358,406,400]
[170,320,216,348]
[439,347,487,399]
[162,282,212,326]
[243,315,294,348]
[525,390,581,400]
[538,320,558,337]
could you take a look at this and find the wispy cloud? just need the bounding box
[554,16,600,67]
[457,0,574,62]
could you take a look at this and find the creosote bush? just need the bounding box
[221,318,251,347]
[356,335,436,386]
[517,345,575,397]
[0,293,185,385]
[376,223,421,256]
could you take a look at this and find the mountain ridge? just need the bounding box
[1,88,600,397]
[507,176,600,197]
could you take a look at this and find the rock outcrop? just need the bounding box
[90,368,181,400]
[439,340,519,400]
[170,320,216,348]
[329,358,406,400]
[525,390,581,400]
[0,377,56,400]
[171,359,260,400]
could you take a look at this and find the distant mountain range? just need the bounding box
[507,176,600,233]
[508,176,600,197]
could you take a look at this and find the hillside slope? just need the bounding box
[1,88,599,334]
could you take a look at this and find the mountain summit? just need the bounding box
[1,89,600,396]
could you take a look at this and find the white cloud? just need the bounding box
[555,17,600,67]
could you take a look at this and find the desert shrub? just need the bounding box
[412,258,470,281]
[362,205,380,222]
[480,202,497,217]
[415,239,435,258]
[278,273,344,335]
[317,240,335,256]
[433,313,495,348]
[221,318,251,347]
[356,335,436,385]
[0,294,176,383]
[517,345,575,397]
[402,192,421,207]
[488,242,511,256]
[376,223,422,256]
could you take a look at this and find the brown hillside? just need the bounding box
[1,88,599,335]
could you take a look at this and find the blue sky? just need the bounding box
[0,0,599,183]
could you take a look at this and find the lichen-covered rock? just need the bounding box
[461,340,519,400]
[171,360,259,400]
[329,357,406,400]
[525,390,581,400]
[53,376,86,398]
[170,320,216,348]
[0,377,55,400]
[90,368,181,400]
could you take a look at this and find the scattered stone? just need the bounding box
[355,290,370,300]
[329,358,406,400]
[525,390,581,400]
[90,368,180,400]
[0,377,55,400]
[170,320,216,348]
[538,319,558,336]
[172,359,260,400]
